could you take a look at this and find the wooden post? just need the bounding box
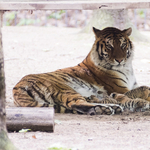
[0,10,6,134]
[0,11,18,150]
[6,107,54,132]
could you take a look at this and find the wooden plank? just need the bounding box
[0,0,149,2]
[6,107,54,132]
[0,1,150,10]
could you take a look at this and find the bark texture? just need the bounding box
[83,9,149,42]
[6,107,54,132]
[0,11,18,150]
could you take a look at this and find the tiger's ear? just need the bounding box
[93,27,101,38]
[123,27,132,36]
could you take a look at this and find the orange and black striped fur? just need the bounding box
[13,27,150,115]
[110,86,150,112]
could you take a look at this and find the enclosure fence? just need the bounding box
[3,9,150,30]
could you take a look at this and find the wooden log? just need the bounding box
[6,107,54,132]
[0,1,150,10]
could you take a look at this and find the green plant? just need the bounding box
[17,18,38,26]
[5,11,16,26]
[48,10,65,20]
[137,9,145,18]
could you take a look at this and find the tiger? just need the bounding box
[13,26,150,115]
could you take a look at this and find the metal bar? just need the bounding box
[24,11,27,25]
[134,9,137,29]
[14,11,17,26]
[65,10,68,27]
[45,11,47,26]
[2,11,6,26]
[84,10,87,26]
[75,10,78,27]
[144,9,147,30]
[34,11,37,26]
[55,10,57,27]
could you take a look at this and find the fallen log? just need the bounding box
[6,107,54,132]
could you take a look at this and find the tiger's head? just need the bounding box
[91,27,133,69]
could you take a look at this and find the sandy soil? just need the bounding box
[2,26,150,150]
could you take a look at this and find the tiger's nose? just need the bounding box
[115,59,123,63]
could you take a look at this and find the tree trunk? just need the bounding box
[0,11,18,150]
[82,9,148,42]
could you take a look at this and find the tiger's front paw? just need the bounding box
[88,104,123,115]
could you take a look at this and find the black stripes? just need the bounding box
[100,44,105,57]
[104,33,112,38]
[113,82,127,88]
[28,81,50,104]
[111,77,127,84]
[26,89,34,98]
[129,40,133,50]
[96,42,99,51]
[101,43,103,50]
[113,70,128,81]
[96,42,103,60]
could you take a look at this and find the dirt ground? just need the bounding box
[2,26,150,150]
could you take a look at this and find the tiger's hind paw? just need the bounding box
[88,104,123,115]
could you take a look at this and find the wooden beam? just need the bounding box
[0,1,150,10]
[6,107,54,132]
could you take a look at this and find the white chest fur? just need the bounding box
[66,64,137,99]
[67,77,106,99]
[112,64,137,90]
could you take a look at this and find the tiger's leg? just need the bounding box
[85,95,118,104]
[13,89,52,107]
[124,86,150,101]
[123,98,150,112]
[84,95,123,114]
[13,81,77,113]
[13,75,57,107]
[50,90,123,115]
[130,98,150,112]
[110,93,150,112]
[70,101,123,115]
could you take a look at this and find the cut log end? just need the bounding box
[6,107,54,132]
